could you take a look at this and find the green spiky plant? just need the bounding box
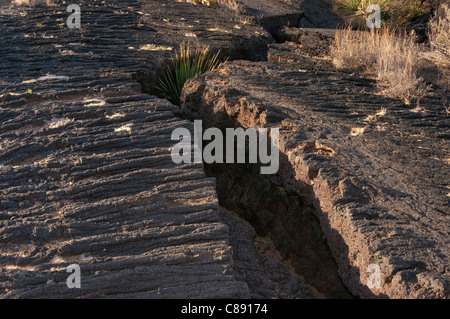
[338,0,370,15]
[157,45,224,107]
[337,0,389,26]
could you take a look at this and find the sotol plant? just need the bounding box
[331,27,429,105]
[157,45,224,107]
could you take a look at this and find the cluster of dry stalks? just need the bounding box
[332,0,429,28]
[12,0,53,5]
[428,3,450,67]
[332,27,429,105]
[332,2,450,105]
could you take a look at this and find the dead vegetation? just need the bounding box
[331,27,429,105]
[428,3,450,67]
[424,3,450,103]
[374,29,429,105]
[12,0,54,5]
[332,0,429,28]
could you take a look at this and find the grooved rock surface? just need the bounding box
[0,89,251,298]
[0,0,274,98]
[182,57,450,298]
[0,0,284,299]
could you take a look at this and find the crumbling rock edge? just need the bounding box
[0,0,323,298]
[181,59,449,299]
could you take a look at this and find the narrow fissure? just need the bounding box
[136,6,354,298]
[137,41,270,100]
[203,159,352,298]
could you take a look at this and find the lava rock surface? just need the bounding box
[182,55,449,298]
[0,0,303,298]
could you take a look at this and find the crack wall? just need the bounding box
[204,160,353,298]
[133,3,355,298]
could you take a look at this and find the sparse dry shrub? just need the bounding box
[334,0,429,28]
[331,27,381,73]
[332,27,429,104]
[428,3,450,66]
[176,0,218,6]
[13,0,53,5]
[376,33,429,104]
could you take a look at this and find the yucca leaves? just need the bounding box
[157,45,223,107]
[338,0,363,14]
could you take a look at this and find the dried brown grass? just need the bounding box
[333,0,429,28]
[428,3,450,67]
[332,27,429,104]
[332,27,381,73]
[13,0,53,5]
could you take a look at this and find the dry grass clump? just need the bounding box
[13,0,54,5]
[176,0,218,6]
[332,27,429,104]
[376,35,429,104]
[335,0,429,28]
[332,27,382,72]
[428,3,450,66]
